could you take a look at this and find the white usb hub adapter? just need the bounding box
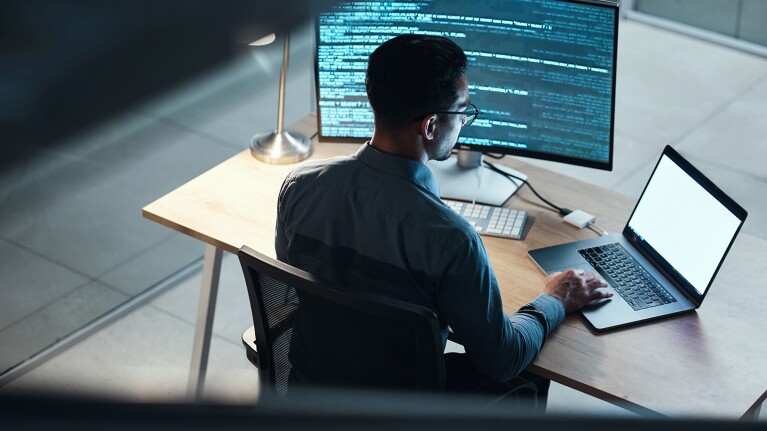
[563,209,596,229]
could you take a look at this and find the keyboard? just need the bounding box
[578,243,677,311]
[442,199,527,240]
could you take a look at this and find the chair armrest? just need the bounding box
[242,326,259,368]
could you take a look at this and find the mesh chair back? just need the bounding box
[238,246,445,397]
[254,272,298,396]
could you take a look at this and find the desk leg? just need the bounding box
[186,244,223,400]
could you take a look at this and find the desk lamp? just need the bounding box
[249,32,312,164]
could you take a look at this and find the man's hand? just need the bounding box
[543,269,612,314]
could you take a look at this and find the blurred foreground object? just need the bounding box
[0,0,334,163]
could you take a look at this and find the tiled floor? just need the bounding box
[0,21,316,377]
[1,18,765,419]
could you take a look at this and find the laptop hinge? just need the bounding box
[623,232,702,308]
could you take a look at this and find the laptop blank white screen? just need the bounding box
[627,155,741,296]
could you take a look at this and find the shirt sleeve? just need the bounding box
[436,232,565,382]
[275,174,294,263]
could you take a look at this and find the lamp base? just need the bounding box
[249,130,312,164]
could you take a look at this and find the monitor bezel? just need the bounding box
[314,0,620,171]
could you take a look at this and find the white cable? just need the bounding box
[471,166,484,205]
[588,221,610,236]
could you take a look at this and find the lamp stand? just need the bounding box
[250,31,312,164]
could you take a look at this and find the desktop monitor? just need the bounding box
[315,0,619,205]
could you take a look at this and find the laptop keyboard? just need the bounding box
[578,243,677,311]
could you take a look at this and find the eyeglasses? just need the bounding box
[413,103,480,127]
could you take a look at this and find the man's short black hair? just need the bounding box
[366,34,467,131]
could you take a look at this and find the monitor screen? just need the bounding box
[315,0,618,170]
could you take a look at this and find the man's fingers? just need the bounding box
[582,271,606,284]
[563,268,584,277]
[589,278,608,288]
[590,287,613,299]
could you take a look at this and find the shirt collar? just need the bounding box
[354,143,440,196]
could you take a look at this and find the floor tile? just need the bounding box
[615,149,767,241]
[0,239,89,330]
[686,157,767,241]
[634,0,740,37]
[0,111,157,179]
[614,20,767,146]
[0,119,240,279]
[0,113,240,375]
[151,253,252,346]
[21,111,159,167]
[98,233,203,297]
[137,22,316,151]
[0,281,128,373]
[199,337,260,403]
[2,303,259,403]
[611,153,663,198]
[2,305,191,401]
[518,131,662,191]
[674,77,767,180]
[136,52,281,122]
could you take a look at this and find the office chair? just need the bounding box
[237,245,445,398]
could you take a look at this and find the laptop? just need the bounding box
[529,146,747,331]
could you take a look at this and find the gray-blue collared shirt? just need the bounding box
[276,143,565,381]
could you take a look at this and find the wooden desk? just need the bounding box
[144,114,767,419]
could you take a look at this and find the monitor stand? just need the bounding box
[427,150,527,207]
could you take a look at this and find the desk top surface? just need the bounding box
[144,114,767,418]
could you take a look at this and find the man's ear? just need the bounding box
[420,114,437,141]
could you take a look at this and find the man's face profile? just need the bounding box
[430,74,470,162]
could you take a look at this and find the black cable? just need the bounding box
[483,160,572,216]
[483,152,505,160]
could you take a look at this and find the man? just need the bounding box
[276,34,610,394]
